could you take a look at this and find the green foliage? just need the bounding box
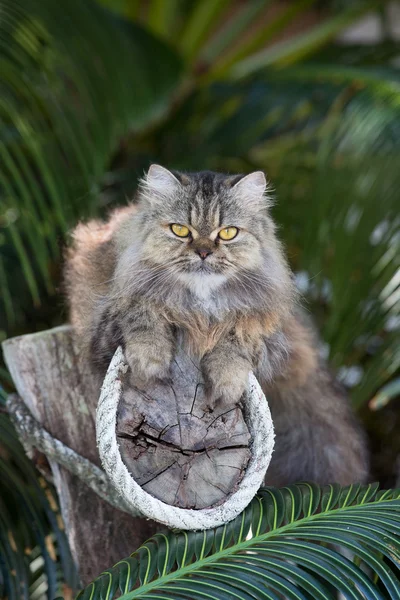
[0,408,78,599]
[370,377,400,410]
[0,0,182,329]
[76,483,400,599]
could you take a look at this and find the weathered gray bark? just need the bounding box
[2,326,159,586]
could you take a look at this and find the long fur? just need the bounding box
[65,167,369,486]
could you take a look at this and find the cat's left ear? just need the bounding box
[231,171,269,207]
[141,164,181,203]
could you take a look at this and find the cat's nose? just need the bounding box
[195,248,212,260]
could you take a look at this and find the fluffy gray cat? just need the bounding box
[65,165,368,486]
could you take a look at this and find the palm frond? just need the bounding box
[0,412,78,598]
[0,0,182,326]
[224,0,385,79]
[201,0,317,81]
[76,483,400,599]
[369,377,400,410]
[178,0,231,62]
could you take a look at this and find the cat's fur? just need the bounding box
[65,165,369,486]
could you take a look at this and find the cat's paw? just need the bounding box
[124,340,172,386]
[203,363,249,406]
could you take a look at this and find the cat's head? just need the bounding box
[116,165,294,313]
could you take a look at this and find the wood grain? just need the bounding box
[118,350,251,509]
[2,326,158,586]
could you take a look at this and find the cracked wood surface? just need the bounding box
[2,326,159,586]
[117,351,251,509]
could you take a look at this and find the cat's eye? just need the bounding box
[218,226,238,241]
[171,223,190,238]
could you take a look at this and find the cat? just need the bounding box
[65,164,369,486]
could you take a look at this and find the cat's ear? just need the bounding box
[141,164,181,203]
[231,171,269,207]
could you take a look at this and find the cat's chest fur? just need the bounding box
[176,272,228,315]
[167,305,233,357]
[165,302,275,360]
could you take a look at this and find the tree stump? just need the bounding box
[97,346,273,530]
[118,351,251,509]
[2,326,274,581]
[2,327,159,586]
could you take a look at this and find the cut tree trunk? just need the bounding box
[2,326,159,586]
[117,352,251,509]
[2,325,255,584]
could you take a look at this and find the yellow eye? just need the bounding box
[171,223,190,238]
[218,226,238,241]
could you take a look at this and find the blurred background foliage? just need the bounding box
[0,0,399,596]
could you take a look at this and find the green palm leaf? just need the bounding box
[0,0,182,325]
[225,0,385,79]
[76,483,400,599]
[0,411,78,598]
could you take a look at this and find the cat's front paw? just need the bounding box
[124,340,172,387]
[203,362,249,406]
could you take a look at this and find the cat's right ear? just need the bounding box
[140,164,181,204]
[231,170,272,210]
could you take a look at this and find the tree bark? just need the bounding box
[2,326,159,587]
